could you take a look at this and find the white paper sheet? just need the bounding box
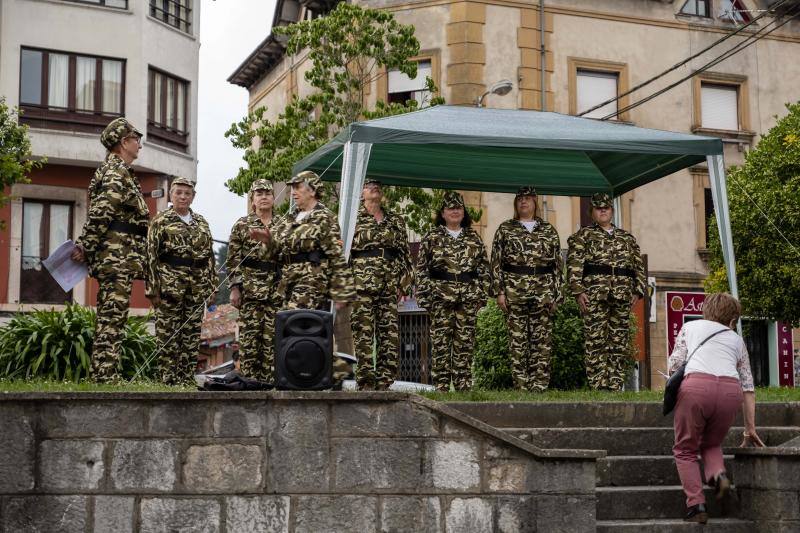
[42,240,88,292]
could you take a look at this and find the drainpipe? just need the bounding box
[540,0,546,111]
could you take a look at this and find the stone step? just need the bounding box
[596,518,754,532]
[596,485,740,521]
[597,455,735,486]
[449,402,800,428]
[506,427,800,455]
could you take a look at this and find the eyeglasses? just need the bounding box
[124,135,142,146]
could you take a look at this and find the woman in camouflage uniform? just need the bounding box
[567,192,646,391]
[146,178,216,385]
[350,179,413,390]
[416,191,491,391]
[491,186,563,392]
[226,179,283,381]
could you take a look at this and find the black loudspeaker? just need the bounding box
[274,309,334,390]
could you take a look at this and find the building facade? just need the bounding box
[0,0,200,312]
[229,0,800,387]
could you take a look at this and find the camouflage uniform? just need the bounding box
[350,198,413,390]
[416,192,492,392]
[567,193,646,391]
[226,179,283,381]
[491,187,563,392]
[146,178,216,386]
[76,118,149,382]
[273,173,355,309]
[273,171,356,384]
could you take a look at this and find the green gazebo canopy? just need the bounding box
[293,105,723,196]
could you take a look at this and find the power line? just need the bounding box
[577,0,788,118]
[600,11,799,120]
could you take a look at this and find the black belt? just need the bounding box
[502,263,554,276]
[160,253,210,269]
[351,248,398,260]
[289,250,327,265]
[242,258,278,271]
[429,269,478,283]
[108,220,147,237]
[583,263,636,278]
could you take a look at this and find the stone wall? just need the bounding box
[733,446,800,533]
[0,392,600,533]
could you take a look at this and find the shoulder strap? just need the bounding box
[686,327,729,364]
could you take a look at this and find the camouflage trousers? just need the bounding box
[155,290,205,386]
[507,302,553,392]
[238,297,279,382]
[429,302,478,392]
[351,292,399,390]
[91,273,133,382]
[584,295,631,391]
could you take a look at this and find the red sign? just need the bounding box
[777,322,795,387]
[666,291,706,355]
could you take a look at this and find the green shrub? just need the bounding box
[0,303,157,381]
[549,297,588,390]
[472,300,513,389]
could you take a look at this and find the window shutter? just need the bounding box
[701,84,738,130]
[388,60,432,94]
[577,70,618,119]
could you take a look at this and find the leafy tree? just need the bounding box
[0,98,44,228]
[706,102,800,324]
[225,3,463,232]
[214,243,230,306]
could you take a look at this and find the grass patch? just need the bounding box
[422,387,800,403]
[0,379,193,393]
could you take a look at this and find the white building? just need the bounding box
[0,0,200,310]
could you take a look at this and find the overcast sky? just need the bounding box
[195,0,276,241]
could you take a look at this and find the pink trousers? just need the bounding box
[672,372,743,507]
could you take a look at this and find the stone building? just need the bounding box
[0,0,200,313]
[228,0,800,387]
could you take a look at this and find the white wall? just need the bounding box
[0,0,200,179]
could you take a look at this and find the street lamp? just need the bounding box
[476,79,514,107]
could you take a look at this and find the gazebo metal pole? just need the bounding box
[337,141,372,261]
[707,154,741,332]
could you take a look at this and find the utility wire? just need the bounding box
[600,11,798,120]
[577,0,788,118]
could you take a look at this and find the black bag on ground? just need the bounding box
[200,370,274,391]
[663,328,728,416]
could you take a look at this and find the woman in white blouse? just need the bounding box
[667,292,765,524]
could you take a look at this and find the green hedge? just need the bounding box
[0,303,157,381]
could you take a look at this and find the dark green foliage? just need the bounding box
[0,98,45,228]
[0,304,157,381]
[549,297,588,390]
[472,300,513,390]
[214,243,230,306]
[706,102,800,324]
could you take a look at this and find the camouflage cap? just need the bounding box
[591,192,613,208]
[441,191,465,209]
[101,117,142,150]
[364,178,382,186]
[170,176,195,189]
[515,186,537,197]
[287,170,322,191]
[249,179,273,193]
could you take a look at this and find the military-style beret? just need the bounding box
[591,192,613,208]
[287,170,322,191]
[101,117,142,150]
[170,176,195,189]
[516,186,537,197]
[441,191,465,209]
[249,179,273,193]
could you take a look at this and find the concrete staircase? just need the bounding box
[449,402,800,532]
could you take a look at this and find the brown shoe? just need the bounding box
[684,503,708,524]
[714,473,731,501]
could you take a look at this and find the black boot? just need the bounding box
[685,503,708,524]
[714,472,731,501]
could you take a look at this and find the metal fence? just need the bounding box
[398,310,431,384]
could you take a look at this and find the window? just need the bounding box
[680,0,710,17]
[60,0,128,8]
[701,83,739,130]
[150,0,192,33]
[719,0,751,23]
[148,68,189,151]
[19,47,125,132]
[21,201,74,304]
[568,58,630,122]
[576,70,619,120]
[693,73,750,134]
[388,60,433,106]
